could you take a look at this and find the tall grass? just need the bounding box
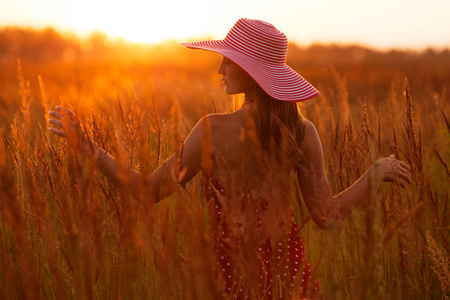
[0,38,449,299]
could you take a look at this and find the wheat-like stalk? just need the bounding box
[426,232,450,294]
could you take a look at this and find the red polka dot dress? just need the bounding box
[204,169,324,299]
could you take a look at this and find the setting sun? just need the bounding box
[1,0,450,49]
[66,0,213,43]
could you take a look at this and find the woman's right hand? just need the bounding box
[48,106,90,152]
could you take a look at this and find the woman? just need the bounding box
[49,18,411,299]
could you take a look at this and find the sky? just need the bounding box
[1,0,450,50]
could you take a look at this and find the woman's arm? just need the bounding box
[297,120,411,229]
[48,106,206,203]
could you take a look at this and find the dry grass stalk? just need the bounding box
[431,144,450,178]
[438,104,450,136]
[426,232,450,294]
[403,78,423,181]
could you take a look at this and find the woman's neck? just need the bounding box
[244,90,258,105]
[243,98,254,106]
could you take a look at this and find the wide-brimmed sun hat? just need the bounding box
[180,18,320,102]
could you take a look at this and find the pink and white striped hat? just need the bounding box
[180,18,319,102]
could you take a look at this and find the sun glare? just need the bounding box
[68,0,212,44]
[1,0,449,48]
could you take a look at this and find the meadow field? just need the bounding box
[0,28,449,299]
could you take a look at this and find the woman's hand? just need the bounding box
[374,155,411,188]
[48,106,91,152]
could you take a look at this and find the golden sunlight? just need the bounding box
[69,0,212,43]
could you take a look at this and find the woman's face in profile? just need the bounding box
[217,57,255,95]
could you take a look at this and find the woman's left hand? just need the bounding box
[374,154,411,188]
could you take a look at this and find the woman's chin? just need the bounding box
[224,87,238,95]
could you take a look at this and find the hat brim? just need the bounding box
[180,40,320,102]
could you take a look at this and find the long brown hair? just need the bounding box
[252,85,306,160]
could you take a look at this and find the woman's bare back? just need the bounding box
[206,105,295,200]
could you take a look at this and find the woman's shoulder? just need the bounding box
[300,118,321,153]
[198,111,247,151]
[201,110,245,130]
[303,118,318,135]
